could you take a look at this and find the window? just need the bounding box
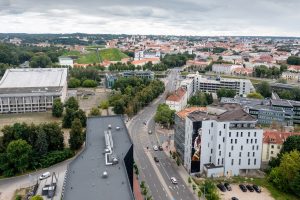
[229,152,231,157]
[235,139,237,144]
[231,159,234,165]
[271,151,274,154]
[218,159,220,165]
[248,152,250,157]
[257,145,259,150]
[251,139,253,144]
[254,132,257,137]
[209,130,210,134]
[248,132,250,137]
[211,149,213,154]
[239,152,242,157]
[248,159,250,165]
[218,144,221,149]
[219,151,221,156]
[211,122,213,127]
[223,137,225,142]
[277,145,280,149]
[219,131,221,136]
[231,139,233,144]
[271,145,274,149]
[222,158,224,164]
[253,152,255,157]
[247,139,249,144]
[255,139,257,144]
[236,132,239,137]
[252,145,255,150]
[231,146,234,150]
[208,143,210,147]
[224,124,226,129]
[254,159,257,165]
[229,132,231,137]
[239,159,241,165]
[209,156,211,162]
[241,132,243,137]
[241,145,243,150]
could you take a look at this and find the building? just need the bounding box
[187,72,255,96]
[180,79,194,100]
[175,103,263,177]
[281,71,300,82]
[120,71,154,80]
[131,58,160,66]
[166,87,187,112]
[0,68,68,114]
[59,56,74,68]
[134,50,160,60]
[262,131,300,162]
[212,64,241,74]
[62,116,134,200]
[105,73,117,89]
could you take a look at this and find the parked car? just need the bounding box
[246,185,254,192]
[217,183,226,192]
[239,184,247,192]
[153,145,158,151]
[154,156,159,162]
[158,145,163,151]
[224,183,232,191]
[231,197,239,200]
[143,121,147,125]
[253,185,261,193]
[170,177,178,184]
[39,172,51,180]
[148,130,152,134]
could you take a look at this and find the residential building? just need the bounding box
[262,131,300,162]
[0,68,68,114]
[166,87,187,112]
[62,116,134,200]
[134,50,160,60]
[59,56,74,68]
[175,103,263,177]
[281,71,300,82]
[120,70,154,80]
[180,79,194,100]
[212,64,240,74]
[188,72,255,96]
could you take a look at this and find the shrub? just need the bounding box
[39,149,74,168]
[82,79,97,87]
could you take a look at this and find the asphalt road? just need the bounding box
[127,69,195,200]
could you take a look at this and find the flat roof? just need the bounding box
[0,68,67,89]
[271,99,293,107]
[63,116,134,200]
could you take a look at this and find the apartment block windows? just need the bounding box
[235,139,237,144]
[252,145,255,150]
[253,152,255,157]
[239,159,241,165]
[218,159,220,165]
[271,145,274,149]
[271,151,274,154]
[211,149,213,154]
[229,132,231,137]
[251,139,253,144]
[231,146,234,150]
[254,132,257,137]
[254,159,257,165]
[231,139,233,144]
[236,132,239,137]
[231,159,234,165]
[248,132,250,137]
[248,159,250,165]
[209,156,211,162]
[239,152,242,157]
[222,158,224,164]
[223,137,225,142]
[229,152,231,157]
[248,152,250,157]
[219,151,221,156]
[255,139,257,144]
[211,122,213,127]
[241,145,243,150]
[218,144,221,149]
[247,139,249,144]
[257,145,259,150]
[241,132,243,137]
[224,124,226,129]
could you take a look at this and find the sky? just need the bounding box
[0,0,300,36]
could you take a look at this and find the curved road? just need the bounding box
[127,69,195,200]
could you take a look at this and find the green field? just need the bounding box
[64,48,128,64]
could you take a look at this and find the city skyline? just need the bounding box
[1,0,300,36]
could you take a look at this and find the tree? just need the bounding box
[6,139,32,174]
[74,109,87,127]
[216,88,236,99]
[100,100,109,115]
[68,78,81,88]
[256,81,271,98]
[42,122,64,151]
[188,177,192,184]
[69,118,84,150]
[63,108,75,128]
[154,104,175,128]
[34,127,48,156]
[89,107,101,116]
[31,195,43,200]
[281,135,300,154]
[113,99,125,114]
[52,98,63,117]
[82,79,97,88]
[176,157,181,166]
[247,92,264,99]
[287,56,300,65]
[64,97,79,110]
[290,170,300,197]
[30,55,52,68]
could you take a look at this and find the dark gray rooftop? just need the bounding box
[63,116,134,200]
[271,99,293,107]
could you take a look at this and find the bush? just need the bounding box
[68,78,81,88]
[39,149,74,168]
[82,79,97,87]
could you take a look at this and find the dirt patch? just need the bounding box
[78,88,109,114]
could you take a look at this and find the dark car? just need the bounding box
[217,183,226,192]
[239,184,247,192]
[224,183,232,191]
[246,185,254,192]
[231,197,239,200]
[158,146,163,151]
[154,156,159,162]
[253,185,261,193]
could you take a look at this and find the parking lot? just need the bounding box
[219,184,274,200]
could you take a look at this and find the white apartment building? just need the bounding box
[134,50,161,60]
[212,64,241,74]
[59,56,74,68]
[180,79,194,100]
[166,87,187,112]
[176,104,263,177]
[187,72,255,96]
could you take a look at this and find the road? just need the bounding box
[127,68,196,200]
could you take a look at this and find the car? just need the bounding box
[231,197,239,200]
[224,183,232,191]
[154,156,159,162]
[158,145,163,151]
[170,177,178,184]
[143,121,147,125]
[148,130,152,134]
[217,183,226,192]
[39,172,51,180]
[239,184,247,192]
[252,185,261,193]
[246,185,254,192]
[153,145,158,151]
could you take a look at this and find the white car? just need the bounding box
[39,172,51,180]
[153,145,158,151]
[170,177,178,184]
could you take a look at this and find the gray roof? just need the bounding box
[271,99,293,107]
[0,68,67,89]
[63,116,134,200]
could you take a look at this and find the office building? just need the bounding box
[120,71,154,80]
[62,116,134,200]
[59,56,74,68]
[0,68,68,114]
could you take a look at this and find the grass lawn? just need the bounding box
[63,50,81,57]
[76,51,100,64]
[99,48,128,61]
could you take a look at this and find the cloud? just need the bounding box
[0,0,299,36]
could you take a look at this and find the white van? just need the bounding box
[39,172,51,180]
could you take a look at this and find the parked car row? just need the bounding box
[239,184,261,193]
[217,182,231,192]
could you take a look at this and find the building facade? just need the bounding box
[120,71,155,80]
[59,56,74,68]
[166,87,187,112]
[0,68,68,114]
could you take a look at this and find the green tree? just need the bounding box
[65,97,79,110]
[247,92,264,99]
[281,135,300,155]
[42,122,64,151]
[6,139,32,174]
[154,104,175,128]
[30,55,52,68]
[69,118,84,150]
[52,98,63,117]
[290,170,300,197]
[63,108,75,128]
[34,127,48,156]
[192,184,197,193]
[74,109,87,127]
[188,177,192,184]
[287,56,300,65]
[113,99,125,114]
[89,107,101,116]
[256,81,271,98]
[68,78,81,88]
[216,88,236,99]
[82,79,97,87]
[31,195,43,200]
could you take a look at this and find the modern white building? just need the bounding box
[187,72,255,96]
[134,50,161,60]
[166,87,187,112]
[175,103,263,177]
[59,56,74,68]
[0,68,68,114]
[180,79,194,100]
[212,64,241,74]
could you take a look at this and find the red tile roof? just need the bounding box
[263,131,300,144]
[177,107,207,119]
[166,87,186,102]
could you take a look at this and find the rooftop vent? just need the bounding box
[108,124,112,129]
[116,127,120,130]
[102,171,108,178]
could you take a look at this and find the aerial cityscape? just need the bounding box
[0,1,300,200]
